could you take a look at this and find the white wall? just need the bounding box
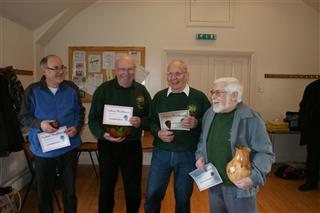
[45,0,319,122]
[33,43,45,80]
[1,16,34,87]
[0,16,33,190]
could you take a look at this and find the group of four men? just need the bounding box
[20,54,275,213]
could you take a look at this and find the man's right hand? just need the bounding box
[196,157,206,171]
[158,130,174,143]
[103,132,126,143]
[40,120,58,133]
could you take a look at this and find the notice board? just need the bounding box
[68,46,145,103]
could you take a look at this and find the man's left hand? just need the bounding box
[234,177,254,190]
[65,127,77,137]
[182,116,198,129]
[129,116,141,128]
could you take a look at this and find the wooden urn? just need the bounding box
[226,146,252,183]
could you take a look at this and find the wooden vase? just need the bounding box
[226,146,252,183]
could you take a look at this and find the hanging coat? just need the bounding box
[0,66,24,156]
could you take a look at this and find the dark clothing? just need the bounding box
[299,79,320,186]
[305,143,320,185]
[89,78,151,141]
[207,111,235,186]
[149,88,211,152]
[35,150,78,213]
[0,67,24,156]
[98,140,142,213]
[88,78,151,213]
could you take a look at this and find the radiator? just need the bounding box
[0,151,29,190]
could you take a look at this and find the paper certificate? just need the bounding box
[159,110,189,131]
[189,163,223,191]
[37,126,70,153]
[103,104,133,126]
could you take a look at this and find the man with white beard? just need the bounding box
[195,77,274,213]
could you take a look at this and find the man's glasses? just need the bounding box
[166,72,186,78]
[117,67,135,72]
[46,65,67,72]
[210,90,227,97]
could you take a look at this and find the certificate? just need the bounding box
[103,104,133,126]
[189,163,223,191]
[159,110,189,131]
[37,126,70,153]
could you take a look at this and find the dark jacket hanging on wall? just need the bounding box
[0,66,24,157]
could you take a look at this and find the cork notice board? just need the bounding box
[68,46,145,103]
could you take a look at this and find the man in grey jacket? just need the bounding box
[195,77,274,213]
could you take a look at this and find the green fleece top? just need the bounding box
[150,88,211,152]
[88,78,151,142]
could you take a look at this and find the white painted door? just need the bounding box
[165,51,252,104]
[210,55,251,104]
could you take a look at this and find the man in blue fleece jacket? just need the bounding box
[20,54,84,213]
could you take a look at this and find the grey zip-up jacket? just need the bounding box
[195,102,275,198]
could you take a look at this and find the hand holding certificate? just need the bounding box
[102,104,134,140]
[103,104,133,126]
[37,126,70,153]
[159,110,190,131]
[189,163,223,191]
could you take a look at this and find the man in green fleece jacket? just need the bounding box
[144,59,211,213]
[88,55,151,213]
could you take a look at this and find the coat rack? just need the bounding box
[264,74,320,79]
[0,67,33,76]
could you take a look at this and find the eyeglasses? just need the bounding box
[167,72,186,78]
[117,67,135,72]
[46,65,67,72]
[210,90,227,97]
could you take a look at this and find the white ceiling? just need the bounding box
[0,0,319,31]
[0,0,96,30]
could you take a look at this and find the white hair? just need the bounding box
[213,77,243,103]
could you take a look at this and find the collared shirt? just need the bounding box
[167,84,190,97]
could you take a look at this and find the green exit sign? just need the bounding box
[196,33,216,40]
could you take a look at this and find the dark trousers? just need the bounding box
[35,150,78,213]
[98,139,142,213]
[306,142,320,185]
